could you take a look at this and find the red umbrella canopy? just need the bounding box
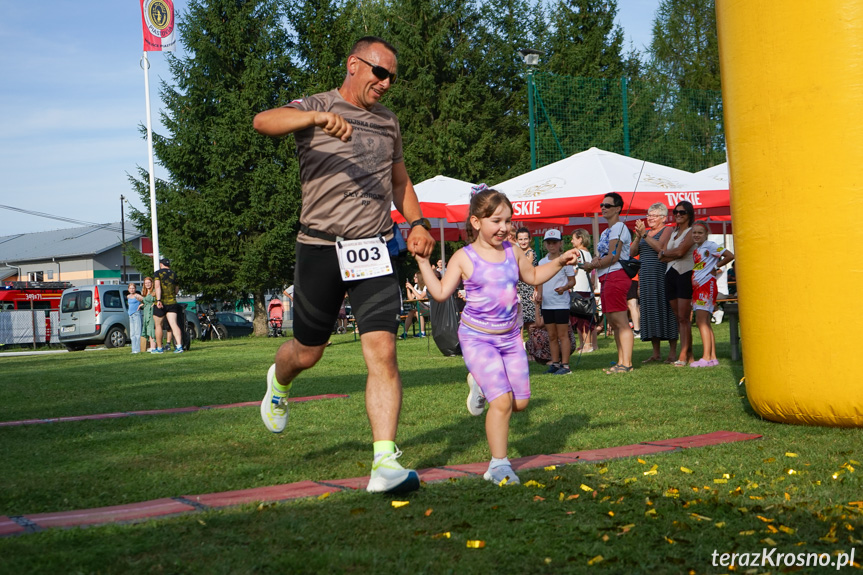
[391,175,477,223]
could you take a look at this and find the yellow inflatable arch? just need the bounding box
[716,0,863,426]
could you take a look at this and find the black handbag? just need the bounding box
[619,258,640,279]
[570,292,597,320]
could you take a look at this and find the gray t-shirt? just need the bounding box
[286,89,404,244]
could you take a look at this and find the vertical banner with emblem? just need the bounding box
[140,0,176,52]
[140,0,177,270]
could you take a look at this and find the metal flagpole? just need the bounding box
[142,51,160,272]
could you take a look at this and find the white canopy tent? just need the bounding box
[445,147,730,224]
[695,162,729,187]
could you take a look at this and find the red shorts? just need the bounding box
[692,278,717,313]
[599,269,631,313]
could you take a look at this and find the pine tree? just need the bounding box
[649,0,719,91]
[129,0,301,335]
[545,0,631,78]
[646,0,724,170]
[531,0,643,166]
[474,0,548,179]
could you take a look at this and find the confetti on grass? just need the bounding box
[466,540,485,549]
[391,501,409,508]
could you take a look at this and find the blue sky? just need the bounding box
[0,0,660,236]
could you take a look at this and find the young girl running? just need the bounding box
[416,187,579,485]
[690,221,735,367]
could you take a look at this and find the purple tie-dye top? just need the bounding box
[461,241,520,333]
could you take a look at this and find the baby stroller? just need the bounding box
[267,298,284,337]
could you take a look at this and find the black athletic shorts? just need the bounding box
[293,242,401,346]
[152,302,182,318]
[541,308,570,325]
[665,268,693,301]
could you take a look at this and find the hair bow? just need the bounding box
[470,183,489,197]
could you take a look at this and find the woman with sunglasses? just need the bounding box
[658,201,696,366]
[582,193,634,374]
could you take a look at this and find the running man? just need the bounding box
[253,36,435,493]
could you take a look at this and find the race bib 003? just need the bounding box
[336,237,393,281]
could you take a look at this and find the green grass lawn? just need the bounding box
[1,325,861,574]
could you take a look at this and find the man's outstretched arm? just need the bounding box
[253,107,353,142]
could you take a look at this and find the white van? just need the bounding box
[58,284,131,351]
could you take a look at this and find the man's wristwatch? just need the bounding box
[410,218,432,231]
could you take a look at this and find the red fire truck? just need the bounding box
[1,281,73,343]
[0,281,71,311]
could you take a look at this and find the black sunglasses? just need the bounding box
[672,209,688,215]
[599,203,618,209]
[356,57,397,84]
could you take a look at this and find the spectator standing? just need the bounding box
[582,193,634,374]
[659,201,696,366]
[140,277,157,353]
[570,229,598,353]
[283,285,294,323]
[253,36,435,494]
[689,221,735,367]
[515,227,538,339]
[632,204,679,363]
[126,283,143,354]
[153,258,184,354]
[536,229,576,375]
[403,272,428,338]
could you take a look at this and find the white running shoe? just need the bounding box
[260,364,289,433]
[484,463,520,486]
[466,373,486,416]
[366,449,420,494]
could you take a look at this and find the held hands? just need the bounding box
[314,112,352,142]
[558,248,580,267]
[634,220,646,237]
[407,226,435,259]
